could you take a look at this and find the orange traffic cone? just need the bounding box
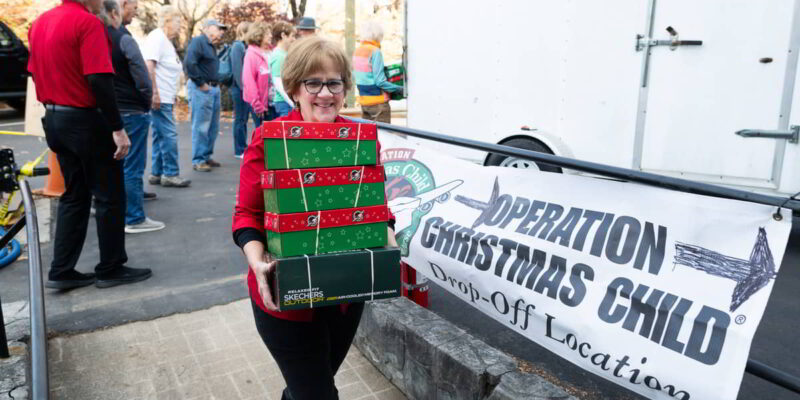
[37,152,65,197]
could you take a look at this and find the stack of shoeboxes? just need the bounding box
[260,121,401,310]
[385,63,405,101]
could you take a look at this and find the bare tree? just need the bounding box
[139,0,173,40]
[288,0,307,20]
[175,0,222,50]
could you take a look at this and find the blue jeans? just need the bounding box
[230,85,252,156]
[121,113,150,225]
[188,81,221,165]
[274,101,292,118]
[150,103,180,177]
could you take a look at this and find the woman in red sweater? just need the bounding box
[232,36,396,400]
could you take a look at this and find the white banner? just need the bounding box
[380,133,792,400]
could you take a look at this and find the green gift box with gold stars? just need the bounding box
[272,246,401,311]
[260,121,378,170]
[261,166,386,214]
[264,205,389,257]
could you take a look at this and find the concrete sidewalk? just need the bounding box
[48,299,406,400]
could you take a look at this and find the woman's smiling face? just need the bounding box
[293,58,345,123]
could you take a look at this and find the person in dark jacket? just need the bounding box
[104,0,165,234]
[230,21,254,159]
[184,19,227,172]
[28,0,152,289]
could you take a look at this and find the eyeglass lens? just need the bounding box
[304,79,344,94]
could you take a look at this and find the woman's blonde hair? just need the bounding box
[244,21,271,46]
[282,36,353,102]
[157,5,181,28]
[236,21,251,40]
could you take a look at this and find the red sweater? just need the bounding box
[232,109,393,321]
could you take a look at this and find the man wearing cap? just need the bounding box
[184,19,227,172]
[28,0,153,289]
[295,17,319,38]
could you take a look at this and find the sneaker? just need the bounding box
[161,175,192,187]
[148,175,161,185]
[234,154,244,160]
[45,270,96,290]
[143,191,157,201]
[125,217,166,234]
[193,162,211,172]
[96,266,152,288]
[207,158,222,168]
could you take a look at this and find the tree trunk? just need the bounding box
[289,0,307,20]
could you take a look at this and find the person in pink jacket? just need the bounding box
[241,21,272,124]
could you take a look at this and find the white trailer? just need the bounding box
[404,0,800,195]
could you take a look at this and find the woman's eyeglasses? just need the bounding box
[302,79,345,95]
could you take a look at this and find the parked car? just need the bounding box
[0,21,29,111]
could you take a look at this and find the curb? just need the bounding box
[354,297,577,400]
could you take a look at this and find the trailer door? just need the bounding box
[635,0,796,188]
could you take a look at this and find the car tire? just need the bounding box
[485,138,562,173]
[7,98,25,112]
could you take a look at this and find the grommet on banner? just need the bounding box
[773,190,800,221]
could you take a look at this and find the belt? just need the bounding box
[44,104,97,112]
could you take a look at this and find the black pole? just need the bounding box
[19,180,48,398]
[370,121,800,212]
[746,359,800,395]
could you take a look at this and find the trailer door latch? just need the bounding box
[736,126,800,143]
[636,26,703,51]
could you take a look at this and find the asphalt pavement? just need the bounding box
[1,108,251,334]
[0,106,797,399]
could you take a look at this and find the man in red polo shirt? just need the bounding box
[28,0,153,289]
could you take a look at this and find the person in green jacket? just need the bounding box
[269,21,296,118]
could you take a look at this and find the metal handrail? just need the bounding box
[371,121,800,212]
[372,121,800,394]
[19,180,49,399]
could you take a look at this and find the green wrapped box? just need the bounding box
[272,246,401,310]
[385,63,405,100]
[261,166,386,214]
[265,205,389,257]
[260,121,378,170]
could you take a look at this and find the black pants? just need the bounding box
[251,300,365,400]
[43,108,127,279]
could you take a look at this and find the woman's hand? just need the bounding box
[387,227,398,247]
[243,241,279,311]
[252,252,279,311]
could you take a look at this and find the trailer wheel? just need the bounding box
[485,138,562,173]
